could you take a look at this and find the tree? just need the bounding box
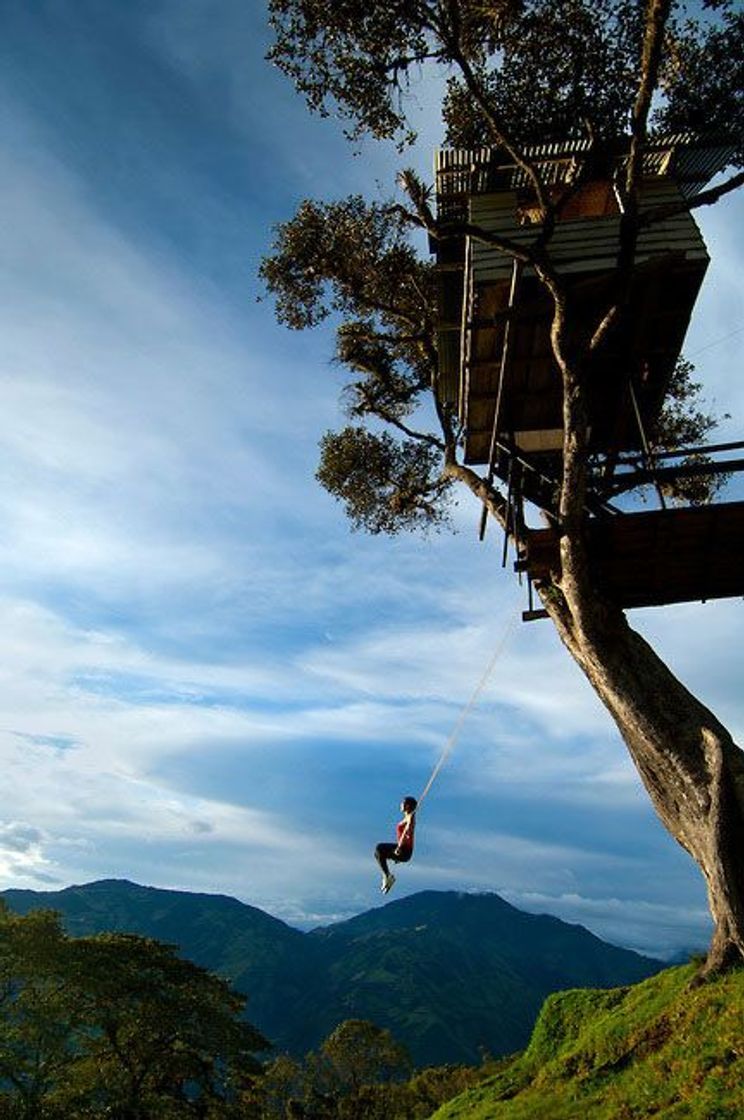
[0,906,77,1119]
[239,1053,306,1119]
[0,907,268,1118]
[320,1019,411,1096]
[57,932,268,1118]
[246,1020,411,1119]
[404,1063,484,1118]
[263,0,744,974]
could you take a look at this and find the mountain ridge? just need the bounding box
[1,879,662,1066]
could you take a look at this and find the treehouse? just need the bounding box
[433,134,744,614]
[434,135,733,475]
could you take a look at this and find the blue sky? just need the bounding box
[0,0,742,959]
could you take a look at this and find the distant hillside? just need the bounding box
[1,879,315,1045]
[300,891,660,1065]
[432,963,744,1118]
[1,880,661,1067]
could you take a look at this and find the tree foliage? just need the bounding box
[268,0,743,162]
[0,907,77,1119]
[316,427,452,533]
[243,1018,483,1119]
[0,905,268,1119]
[649,358,731,506]
[320,1019,411,1093]
[442,0,645,148]
[267,0,510,146]
[656,4,744,166]
[260,195,456,533]
[259,197,432,333]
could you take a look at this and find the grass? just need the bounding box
[432,963,744,1119]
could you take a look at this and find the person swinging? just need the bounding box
[374,796,417,894]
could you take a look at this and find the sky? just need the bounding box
[0,0,742,960]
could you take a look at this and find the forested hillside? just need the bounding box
[2,880,661,1066]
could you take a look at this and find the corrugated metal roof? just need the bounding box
[434,135,735,215]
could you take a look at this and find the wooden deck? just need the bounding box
[519,503,744,609]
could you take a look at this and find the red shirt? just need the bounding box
[396,815,415,853]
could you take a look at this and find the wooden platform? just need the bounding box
[518,502,744,609]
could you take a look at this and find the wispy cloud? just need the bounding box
[501,889,711,959]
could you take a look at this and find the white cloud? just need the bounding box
[0,134,345,606]
[500,888,711,959]
[0,821,54,883]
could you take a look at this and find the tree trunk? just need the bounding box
[452,455,744,973]
[535,250,744,974]
[545,590,744,975]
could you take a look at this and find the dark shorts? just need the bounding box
[375,842,412,872]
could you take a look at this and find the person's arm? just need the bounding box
[394,812,414,855]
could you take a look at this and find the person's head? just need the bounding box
[401,796,417,814]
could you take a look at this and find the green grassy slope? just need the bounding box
[433,964,744,1119]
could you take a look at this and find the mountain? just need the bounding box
[300,890,660,1065]
[1,880,661,1067]
[1,878,317,1045]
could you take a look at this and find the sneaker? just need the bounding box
[382,873,396,895]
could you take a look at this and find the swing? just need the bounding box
[375,610,518,893]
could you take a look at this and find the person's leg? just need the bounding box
[375,843,397,878]
[384,847,412,892]
[376,843,402,893]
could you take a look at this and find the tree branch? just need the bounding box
[452,51,551,216]
[418,0,552,215]
[625,0,673,198]
[588,303,621,354]
[375,408,447,452]
[344,324,431,348]
[445,220,537,262]
[391,190,540,264]
[441,456,510,532]
[639,169,744,228]
[351,287,422,331]
[382,49,447,75]
[586,3,674,396]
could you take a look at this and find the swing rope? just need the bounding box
[413,609,519,814]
